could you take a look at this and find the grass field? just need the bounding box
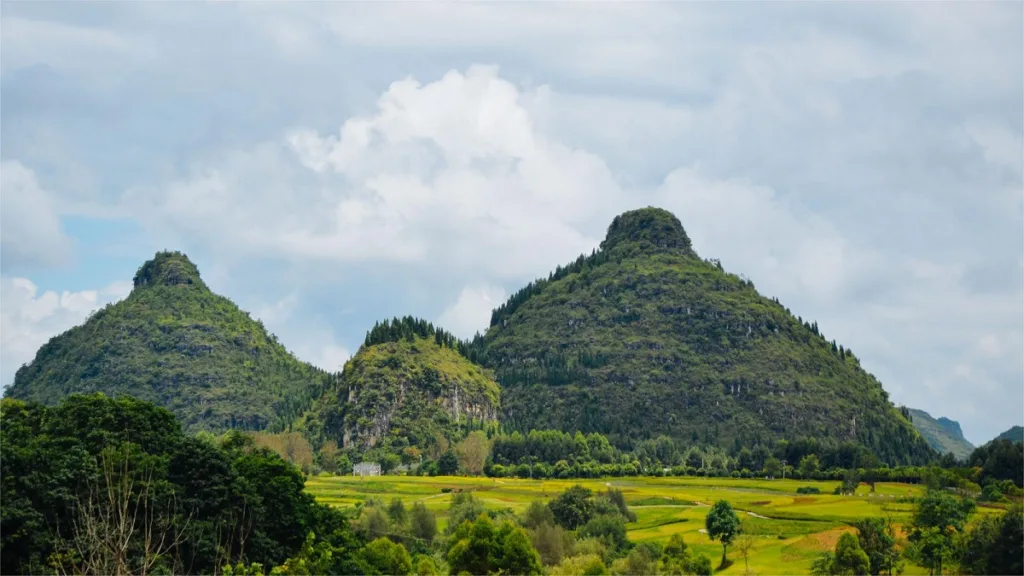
[305,475,974,574]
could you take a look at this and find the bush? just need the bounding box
[797,486,821,495]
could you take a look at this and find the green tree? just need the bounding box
[522,500,556,529]
[359,537,413,575]
[799,454,821,478]
[833,533,871,575]
[853,517,901,575]
[659,534,691,575]
[959,504,1023,575]
[908,489,975,575]
[579,514,630,554]
[409,502,437,543]
[532,522,571,566]
[549,485,596,530]
[705,500,741,567]
[763,457,782,478]
[388,498,408,526]
[438,449,460,476]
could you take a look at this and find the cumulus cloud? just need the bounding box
[437,284,508,339]
[1,161,74,269]
[0,276,131,385]
[127,67,626,280]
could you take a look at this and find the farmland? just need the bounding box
[306,475,966,574]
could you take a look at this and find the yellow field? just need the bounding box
[305,475,974,574]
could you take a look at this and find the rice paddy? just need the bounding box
[305,475,959,574]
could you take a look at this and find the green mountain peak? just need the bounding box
[132,250,208,291]
[600,207,694,256]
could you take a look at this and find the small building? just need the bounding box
[353,462,381,477]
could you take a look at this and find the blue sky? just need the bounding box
[1,2,1021,444]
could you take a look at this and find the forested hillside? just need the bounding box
[4,252,328,432]
[303,317,500,458]
[468,207,934,465]
[908,408,975,460]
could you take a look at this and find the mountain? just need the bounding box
[994,426,1024,444]
[468,207,934,465]
[907,408,974,460]
[4,251,328,432]
[304,317,500,454]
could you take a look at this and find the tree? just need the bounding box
[853,517,901,575]
[455,431,491,476]
[705,500,741,567]
[522,500,556,529]
[446,515,542,575]
[438,449,460,476]
[799,454,821,479]
[734,533,757,574]
[387,498,408,526]
[549,485,596,530]
[409,502,437,543]
[909,489,976,575]
[763,457,782,478]
[833,532,871,575]
[579,514,629,553]
[959,504,1023,575]
[359,537,412,575]
[532,522,571,566]
[659,534,691,575]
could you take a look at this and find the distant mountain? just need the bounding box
[994,426,1024,444]
[907,408,974,460]
[466,207,934,465]
[304,317,500,454]
[4,251,328,432]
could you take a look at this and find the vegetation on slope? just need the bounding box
[468,207,933,465]
[994,425,1024,444]
[4,251,328,432]
[304,317,500,457]
[908,408,975,460]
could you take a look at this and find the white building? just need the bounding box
[353,462,381,477]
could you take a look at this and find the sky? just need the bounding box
[1,2,1021,445]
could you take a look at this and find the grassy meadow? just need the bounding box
[306,475,969,574]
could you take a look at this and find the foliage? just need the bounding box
[578,514,630,555]
[853,517,901,575]
[438,449,460,476]
[0,394,360,575]
[705,499,741,564]
[958,504,1023,576]
[409,502,437,543]
[304,332,499,457]
[470,208,934,465]
[5,252,329,433]
[908,489,976,575]
[968,438,1024,487]
[549,485,597,530]
[833,532,872,575]
[455,430,491,476]
[445,514,542,575]
[358,537,413,575]
[553,553,609,575]
[532,521,573,566]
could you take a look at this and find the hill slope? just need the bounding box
[470,207,933,465]
[994,426,1024,444]
[4,251,327,432]
[908,408,974,460]
[304,317,500,454]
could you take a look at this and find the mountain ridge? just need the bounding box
[5,251,328,433]
[907,408,974,460]
[469,207,934,465]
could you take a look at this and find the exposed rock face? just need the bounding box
[306,335,500,452]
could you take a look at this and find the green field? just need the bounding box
[306,475,964,574]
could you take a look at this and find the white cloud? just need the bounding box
[437,284,508,340]
[0,276,131,385]
[0,161,74,269]
[129,66,626,280]
[249,291,350,373]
